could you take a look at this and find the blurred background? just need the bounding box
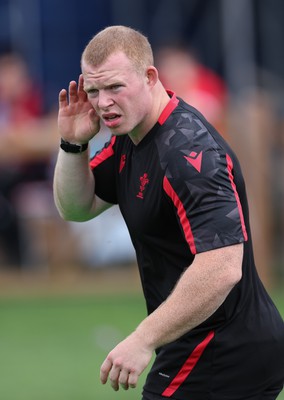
[0,0,283,285]
[0,1,283,399]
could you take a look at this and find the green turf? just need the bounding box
[0,294,150,400]
[0,292,283,400]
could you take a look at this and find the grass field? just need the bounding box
[0,282,283,400]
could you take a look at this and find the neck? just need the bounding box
[129,83,170,145]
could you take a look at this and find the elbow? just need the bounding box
[56,208,92,222]
[225,259,243,292]
[55,206,74,222]
[224,243,244,289]
[53,193,93,222]
[216,265,242,302]
[230,265,242,288]
[57,210,76,222]
[54,200,90,222]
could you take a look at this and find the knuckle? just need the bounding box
[113,358,123,369]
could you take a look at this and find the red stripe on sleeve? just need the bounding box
[226,154,248,241]
[163,176,196,254]
[162,330,215,397]
[158,91,179,125]
[89,136,116,169]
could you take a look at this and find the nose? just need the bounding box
[97,90,114,110]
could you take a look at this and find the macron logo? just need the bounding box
[184,151,203,173]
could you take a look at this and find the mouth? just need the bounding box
[102,113,122,128]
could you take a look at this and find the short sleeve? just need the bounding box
[163,132,247,254]
[89,136,118,204]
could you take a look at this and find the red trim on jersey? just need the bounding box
[158,91,179,125]
[226,154,248,241]
[163,176,196,254]
[89,136,116,169]
[162,330,215,397]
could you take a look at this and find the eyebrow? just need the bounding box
[84,81,123,92]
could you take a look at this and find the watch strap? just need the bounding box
[60,138,88,153]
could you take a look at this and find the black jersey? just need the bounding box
[90,93,284,399]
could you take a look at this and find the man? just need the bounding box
[53,26,284,399]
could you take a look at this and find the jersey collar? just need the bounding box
[158,90,179,125]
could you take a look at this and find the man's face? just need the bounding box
[82,52,152,141]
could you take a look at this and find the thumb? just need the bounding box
[89,108,100,133]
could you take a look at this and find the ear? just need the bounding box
[145,66,159,87]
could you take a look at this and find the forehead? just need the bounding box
[82,52,137,88]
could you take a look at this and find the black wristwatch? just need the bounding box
[60,138,89,153]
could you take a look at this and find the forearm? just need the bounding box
[135,245,243,349]
[53,148,98,221]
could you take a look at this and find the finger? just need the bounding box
[78,74,84,91]
[87,109,100,135]
[118,369,130,390]
[78,74,87,100]
[109,364,122,391]
[100,358,112,385]
[68,80,79,103]
[58,89,68,108]
[89,108,98,119]
[128,371,138,389]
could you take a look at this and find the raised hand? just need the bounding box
[58,74,100,144]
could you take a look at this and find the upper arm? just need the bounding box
[193,243,243,287]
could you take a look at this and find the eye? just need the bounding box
[109,84,122,91]
[86,88,99,98]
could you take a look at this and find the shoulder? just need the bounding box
[154,99,226,169]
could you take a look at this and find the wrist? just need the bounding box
[60,138,89,153]
[135,322,158,351]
